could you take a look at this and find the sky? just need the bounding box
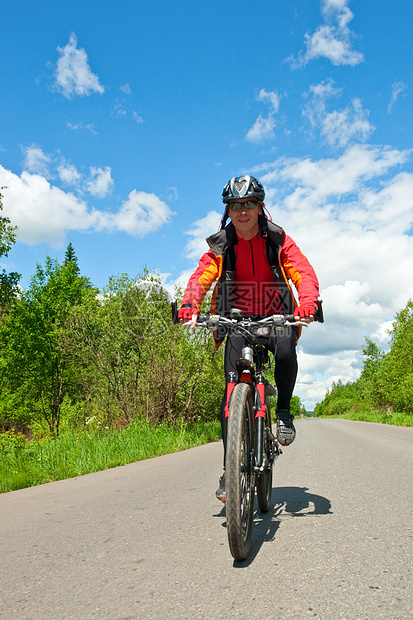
[1,0,413,408]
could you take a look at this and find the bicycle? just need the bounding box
[172,301,323,561]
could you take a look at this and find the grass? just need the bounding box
[0,418,222,494]
[3,409,411,495]
[314,410,413,426]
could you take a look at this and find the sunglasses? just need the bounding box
[228,200,259,212]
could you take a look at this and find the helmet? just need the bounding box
[222,175,265,204]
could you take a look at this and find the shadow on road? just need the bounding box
[214,486,332,567]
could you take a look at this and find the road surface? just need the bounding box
[1,418,412,619]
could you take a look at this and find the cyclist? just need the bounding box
[178,175,320,501]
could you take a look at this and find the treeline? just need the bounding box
[0,243,224,438]
[315,300,413,417]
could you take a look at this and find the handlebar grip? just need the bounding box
[314,297,324,323]
[171,300,179,324]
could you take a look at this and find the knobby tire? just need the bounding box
[226,383,255,561]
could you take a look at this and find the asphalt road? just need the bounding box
[1,418,412,620]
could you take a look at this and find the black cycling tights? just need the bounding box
[220,326,298,465]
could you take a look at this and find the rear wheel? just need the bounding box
[256,398,273,513]
[226,383,255,561]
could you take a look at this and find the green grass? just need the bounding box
[0,418,222,494]
[314,410,413,426]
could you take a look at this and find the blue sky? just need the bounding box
[1,0,413,407]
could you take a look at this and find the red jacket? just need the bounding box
[181,220,319,342]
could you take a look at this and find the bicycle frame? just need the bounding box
[224,329,280,476]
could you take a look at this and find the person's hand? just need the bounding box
[178,305,198,327]
[294,305,315,324]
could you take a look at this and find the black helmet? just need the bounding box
[222,175,265,204]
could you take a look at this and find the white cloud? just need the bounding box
[388,81,407,113]
[97,190,174,237]
[261,144,408,201]
[114,102,127,117]
[0,165,174,247]
[303,79,374,147]
[307,78,342,102]
[246,89,280,143]
[58,162,82,186]
[321,99,374,147]
[257,88,280,113]
[67,121,98,134]
[288,0,364,67]
[167,186,179,201]
[55,33,104,99]
[0,167,96,246]
[184,210,222,261]
[21,146,115,199]
[322,0,350,13]
[246,115,276,144]
[132,111,144,124]
[86,166,114,198]
[119,83,131,95]
[22,145,52,177]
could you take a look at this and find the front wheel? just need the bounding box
[256,398,273,513]
[226,383,255,561]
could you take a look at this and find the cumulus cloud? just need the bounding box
[303,80,374,148]
[55,33,104,99]
[184,210,222,261]
[246,89,280,143]
[22,145,52,177]
[288,0,364,67]
[98,190,174,237]
[260,145,413,405]
[0,165,174,248]
[58,162,82,186]
[262,144,408,201]
[321,99,373,147]
[21,146,114,198]
[85,166,114,198]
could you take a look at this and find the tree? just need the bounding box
[66,272,224,427]
[375,300,413,412]
[0,189,20,317]
[0,246,95,435]
[358,337,386,408]
[64,242,80,274]
[314,379,364,417]
[290,395,304,417]
[314,300,413,416]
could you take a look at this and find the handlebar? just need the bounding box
[171,298,324,326]
[195,313,305,330]
[172,302,308,330]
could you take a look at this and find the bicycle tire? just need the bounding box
[256,398,273,513]
[226,383,255,561]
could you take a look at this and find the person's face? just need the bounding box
[227,199,262,236]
